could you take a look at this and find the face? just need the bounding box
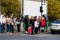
[42,16,45,20]
[6,16,8,18]
[38,16,40,18]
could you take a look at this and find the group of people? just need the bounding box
[0,14,46,35]
[23,15,46,35]
[0,14,21,35]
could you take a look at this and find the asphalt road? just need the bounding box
[0,33,60,40]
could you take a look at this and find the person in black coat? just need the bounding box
[24,15,29,33]
[29,16,34,35]
[16,16,21,32]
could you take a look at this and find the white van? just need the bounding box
[23,0,48,20]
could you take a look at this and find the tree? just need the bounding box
[48,0,60,22]
[1,0,21,17]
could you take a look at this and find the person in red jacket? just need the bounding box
[41,15,46,32]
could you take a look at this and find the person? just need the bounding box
[6,16,8,33]
[24,15,29,33]
[34,19,39,34]
[29,16,34,35]
[16,16,21,32]
[0,22,2,33]
[6,16,13,35]
[41,15,46,32]
[28,24,32,34]
[10,16,14,33]
[38,16,41,33]
[1,15,6,33]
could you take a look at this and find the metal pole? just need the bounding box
[22,0,24,17]
[41,0,42,25]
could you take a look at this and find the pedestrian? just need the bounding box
[28,24,32,34]
[29,16,34,35]
[16,16,21,32]
[34,19,39,34]
[38,16,41,33]
[0,22,2,33]
[41,15,46,32]
[24,15,29,33]
[6,16,13,35]
[1,14,6,33]
[10,16,14,33]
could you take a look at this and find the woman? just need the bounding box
[29,16,34,35]
[10,16,14,33]
[16,16,21,32]
[34,19,39,34]
[41,15,46,32]
[6,16,13,35]
[24,15,29,33]
[38,16,41,33]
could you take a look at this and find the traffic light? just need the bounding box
[40,6,43,13]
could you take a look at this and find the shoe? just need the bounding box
[7,33,9,35]
[10,33,12,35]
[25,31,28,33]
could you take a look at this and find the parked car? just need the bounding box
[50,20,60,34]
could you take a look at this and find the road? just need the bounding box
[0,33,60,40]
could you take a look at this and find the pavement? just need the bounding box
[0,32,60,40]
[0,23,60,40]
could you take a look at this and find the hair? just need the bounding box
[42,15,46,20]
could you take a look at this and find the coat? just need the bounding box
[41,19,46,27]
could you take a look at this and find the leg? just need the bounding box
[25,24,28,31]
[35,27,37,34]
[17,24,20,32]
[32,26,34,35]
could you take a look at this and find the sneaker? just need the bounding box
[25,31,28,33]
[10,33,12,35]
[7,33,9,35]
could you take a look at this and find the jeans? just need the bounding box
[7,24,13,32]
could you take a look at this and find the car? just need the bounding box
[50,20,60,34]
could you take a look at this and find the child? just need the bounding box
[28,24,32,34]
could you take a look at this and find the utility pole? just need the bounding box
[21,0,24,17]
[40,0,46,32]
[40,0,43,23]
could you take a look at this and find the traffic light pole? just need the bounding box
[41,0,43,25]
[40,0,47,32]
[22,0,24,17]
